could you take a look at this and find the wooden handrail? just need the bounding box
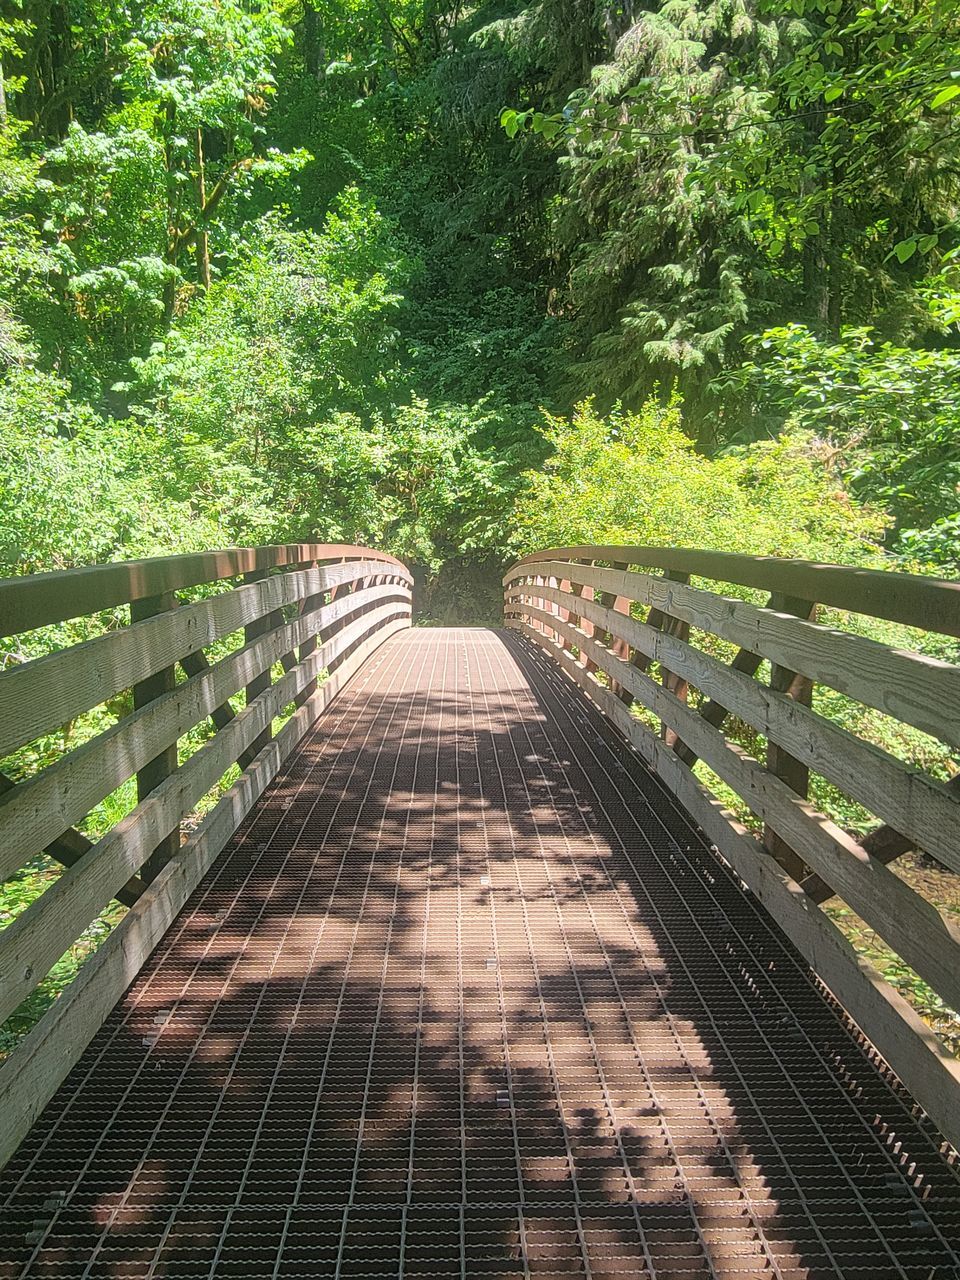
[510,545,960,637]
[505,544,960,1152]
[0,544,412,1169]
[0,542,407,635]
[509,559,960,747]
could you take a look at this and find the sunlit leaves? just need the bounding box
[930,84,960,109]
[734,315,960,562]
[513,397,884,560]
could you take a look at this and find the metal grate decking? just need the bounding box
[2,628,959,1279]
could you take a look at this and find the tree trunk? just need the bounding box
[194,128,211,290]
[802,204,841,339]
[303,2,321,78]
[163,102,179,320]
[803,234,831,336]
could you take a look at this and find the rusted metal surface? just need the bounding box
[1,628,959,1279]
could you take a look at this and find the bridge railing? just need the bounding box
[505,545,960,1151]
[0,543,411,1165]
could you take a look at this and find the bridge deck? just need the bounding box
[2,628,959,1279]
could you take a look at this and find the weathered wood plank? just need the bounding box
[0,601,410,1029]
[801,773,960,901]
[509,561,960,749]
[513,602,960,1015]
[0,544,410,635]
[0,583,407,884]
[0,559,405,759]
[512,620,960,1153]
[507,582,960,874]
[0,611,409,1172]
[0,774,143,908]
[507,545,960,638]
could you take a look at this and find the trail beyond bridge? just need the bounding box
[1,546,959,1278]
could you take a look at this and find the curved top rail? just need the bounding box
[0,543,411,635]
[507,544,960,637]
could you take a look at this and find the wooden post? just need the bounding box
[324,559,351,676]
[130,592,180,884]
[295,560,323,710]
[606,562,635,705]
[762,592,817,881]
[659,570,691,749]
[568,560,598,673]
[243,570,274,759]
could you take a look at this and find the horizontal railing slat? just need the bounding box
[509,544,960,1151]
[0,559,408,759]
[514,603,960,1016]
[508,545,960,637]
[0,601,408,1029]
[507,582,960,873]
[0,543,409,635]
[509,561,960,749]
[0,609,409,1169]
[0,582,409,882]
[513,623,960,1153]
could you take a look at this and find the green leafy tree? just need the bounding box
[514,396,886,561]
[732,308,960,563]
[502,0,960,426]
[120,0,307,291]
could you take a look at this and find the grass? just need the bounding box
[825,853,960,1056]
[0,856,127,1061]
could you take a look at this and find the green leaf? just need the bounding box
[893,238,917,263]
[930,86,960,109]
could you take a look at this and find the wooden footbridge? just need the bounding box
[1,543,959,1278]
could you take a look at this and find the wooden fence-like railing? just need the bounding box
[504,545,960,1151]
[0,543,412,1166]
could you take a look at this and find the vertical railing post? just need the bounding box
[547,574,563,643]
[557,576,573,649]
[243,569,273,758]
[130,591,180,884]
[325,558,350,676]
[608,561,634,704]
[294,558,323,710]
[658,570,691,748]
[762,592,817,881]
[577,560,599,674]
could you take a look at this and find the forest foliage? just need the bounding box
[0,0,957,594]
